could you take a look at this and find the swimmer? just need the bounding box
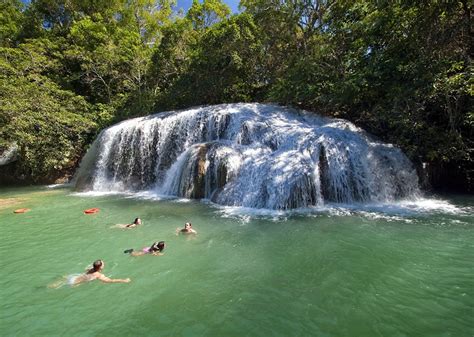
[125,218,142,228]
[48,260,130,288]
[176,222,197,234]
[113,217,142,229]
[124,241,165,256]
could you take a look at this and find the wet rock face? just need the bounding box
[74,103,420,209]
[0,143,18,166]
[191,145,207,199]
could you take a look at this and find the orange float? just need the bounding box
[14,208,30,214]
[84,208,100,214]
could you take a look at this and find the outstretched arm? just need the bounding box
[97,274,131,283]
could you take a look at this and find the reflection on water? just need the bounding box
[0,186,473,337]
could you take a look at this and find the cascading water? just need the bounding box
[74,103,420,209]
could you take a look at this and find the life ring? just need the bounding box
[84,208,100,214]
[14,208,30,214]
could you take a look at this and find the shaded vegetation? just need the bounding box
[0,0,472,191]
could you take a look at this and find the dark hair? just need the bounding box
[87,260,103,274]
[149,241,165,252]
[157,241,165,251]
[133,218,140,224]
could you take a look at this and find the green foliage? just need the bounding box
[65,15,145,103]
[0,44,99,181]
[119,0,176,43]
[154,13,265,109]
[0,0,24,46]
[186,0,231,30]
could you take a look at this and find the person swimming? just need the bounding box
[49,260,131,288]
[125,218,142,228]
[177,222,197,234]
[124,241,165,256]
[113,217,142,229]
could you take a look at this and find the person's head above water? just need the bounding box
[123,217,141,228]
[158,241,165,251]
[180,222,196,234]
[87,259,104,273]
[150,241,165,252]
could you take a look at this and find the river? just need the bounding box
[0,186,472,336]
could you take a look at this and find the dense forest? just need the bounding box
[0,0,472,192]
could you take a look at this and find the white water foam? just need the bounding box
[69,186,471,223]
[71,191,134,197]
[74,103,421,210]
[212,197,470,221]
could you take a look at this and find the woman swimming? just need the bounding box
[124,241,166,256]
[49,260,130,288]
[113,217,142,229]
[177,222,197,234]
[125,218,142,228]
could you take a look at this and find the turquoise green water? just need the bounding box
[1,186,473,337]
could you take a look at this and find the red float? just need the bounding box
[84,208,100,214]
[14,208,30,214]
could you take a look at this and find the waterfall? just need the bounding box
[74,103,420,209]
